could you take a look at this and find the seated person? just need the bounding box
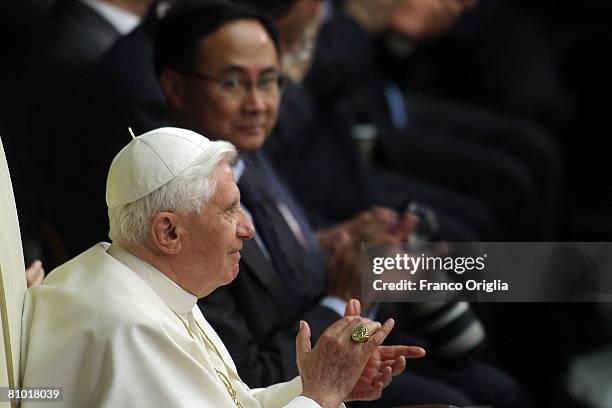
[154,2,525,407]
[20,127,422,408]
[293,0,560,240]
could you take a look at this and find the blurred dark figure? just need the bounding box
[380,0,566,128]
[16,0,152,265]
[0,0,54,264]
[372,1,611,405]
[267,2,607,405]
[379,0,612,240]
[46,2,172,261]
[266,0,501,241]
[268,0,561,241]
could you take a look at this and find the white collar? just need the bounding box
[107,244,197,316]
[232,158,245,182]
[79,0,140,35]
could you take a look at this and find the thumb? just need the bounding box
[296,320,312,359]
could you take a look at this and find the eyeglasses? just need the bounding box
[182,70,286,101]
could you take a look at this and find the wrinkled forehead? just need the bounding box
[206,161,241,209]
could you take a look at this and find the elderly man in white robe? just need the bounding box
[20,127,423,408]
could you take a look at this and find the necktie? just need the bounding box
[237,172,303,317]
[383,81,409,130]
[238,173,295,282]
[250,151,320,251]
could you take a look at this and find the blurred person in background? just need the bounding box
[13,0,153,266]
[371,1,612,405]
[41,0,172,262]
[380,0,612,241]
[156,2,526,407]
[281,0,561,242]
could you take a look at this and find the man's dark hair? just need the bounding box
[154,1,281,77]
[237,0,300,17]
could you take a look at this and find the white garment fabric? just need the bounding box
[20,243,324,408]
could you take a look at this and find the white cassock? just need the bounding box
[21,243,330,408]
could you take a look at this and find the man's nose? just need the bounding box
[237,209,255,240]
[242,86,267,113]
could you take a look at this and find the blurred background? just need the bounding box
[1,0,611,406]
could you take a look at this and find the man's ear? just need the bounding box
[150,212,183,255]
[160,69,186,110]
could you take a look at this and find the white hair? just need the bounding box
[108,140,237,245]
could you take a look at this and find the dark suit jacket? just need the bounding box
[264,82,370,227]
[198,152,340,387]
[13,0,123,263]
[23,0,121,176]
[51,12,167,258]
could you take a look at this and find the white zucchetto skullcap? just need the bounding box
[106,127,212,208]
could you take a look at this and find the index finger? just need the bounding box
[379,345,426,359]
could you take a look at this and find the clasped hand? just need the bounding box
[319,207,419,310]
[296,299,425,407]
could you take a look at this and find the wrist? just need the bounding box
[300,391,341,408]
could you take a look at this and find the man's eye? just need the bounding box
[258,76,278,89]
[219,78,241,90]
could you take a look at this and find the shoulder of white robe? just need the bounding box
[0,135,27,394]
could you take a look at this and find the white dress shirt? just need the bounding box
[80,0,141,34]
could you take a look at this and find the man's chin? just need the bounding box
[231,132,267,151]
[225,263,241,283]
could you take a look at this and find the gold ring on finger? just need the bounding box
[351,324,370,343]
